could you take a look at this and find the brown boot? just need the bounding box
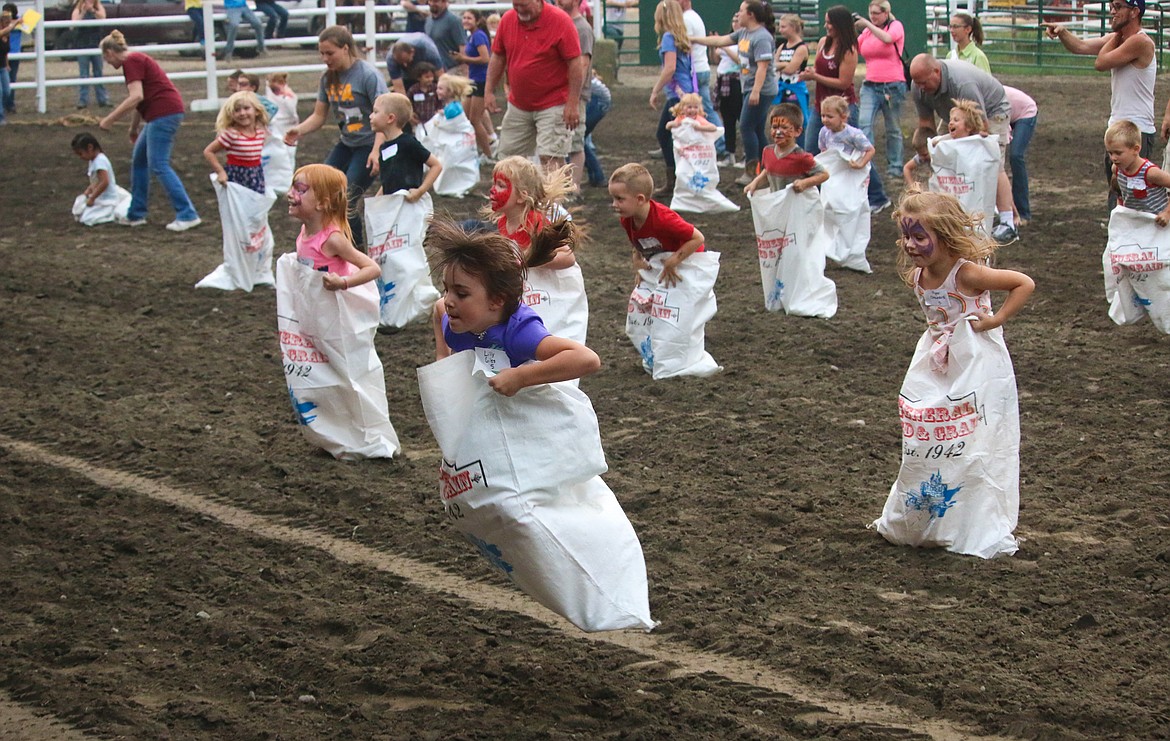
[653,171,676,199]
[735,160,759,186]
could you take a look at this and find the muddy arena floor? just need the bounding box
[1,67,1168,740]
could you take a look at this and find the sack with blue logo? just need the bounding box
[363,191,440,328]
[417,348,655,632]
[872,319,1020,559]
[625,251,721,379]
[275,253,401,460]
[1102,205,1170,333]
[748,186,837,317]
[197,174,275,292]
[669,121,739,214]
[418,111,480,198]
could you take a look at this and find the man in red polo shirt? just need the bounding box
[484,0,583,169]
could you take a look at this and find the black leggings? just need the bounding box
[717,75,742,155]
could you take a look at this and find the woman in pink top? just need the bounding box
[855,0,905,183]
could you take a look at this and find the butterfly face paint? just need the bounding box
[489,175,514,212]
[900,216,936,260]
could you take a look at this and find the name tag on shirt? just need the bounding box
[381,143,398,161]
[413,93,426,102]
[472,347,509,377]
[637,237,663,254]
[924,288,949,307]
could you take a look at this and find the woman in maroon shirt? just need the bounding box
[98,30,201,231]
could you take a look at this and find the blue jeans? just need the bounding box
[806,101,887,207]
[0,69,9,122]
[77,54,109,106]
[584,94,611,185]
[859,80,906,180]
[740,92,770,165]
[1009,115,1036,221]
[5,59,17,111]
[255,0,289,38]
[187,7,204,43]
[657,97,680,174]
[695,70,726,156]
[324,140,376,248]
[224,5,265,58]
[129,113,199,222]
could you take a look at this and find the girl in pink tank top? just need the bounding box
[289,164,379,289]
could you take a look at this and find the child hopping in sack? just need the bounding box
[363,92,443,327]
[666,93,739,214]
[743,103,828,196]
[419,219,654,632]
[610,163,722,378]
[276,164,400,459]
[485,156,588,344]
[927,99,1000,237]
[417,74,480,197]
[872,189,1034,559]
[817,95,883,212]
[71,132,131,226]
[1107,119,1170,225]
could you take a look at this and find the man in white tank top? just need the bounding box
[1045,0,1156,207]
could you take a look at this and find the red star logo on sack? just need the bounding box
[245,224,268,254]
[369,225,408,263]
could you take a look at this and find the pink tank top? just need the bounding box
[296,224,353,275]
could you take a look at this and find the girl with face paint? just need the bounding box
[479,156,590,344]
[894,189,1034,339]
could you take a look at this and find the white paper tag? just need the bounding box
[413,93,425,102]
[472,347,509,377]
[924,288,949,307]
[381,143,398,161]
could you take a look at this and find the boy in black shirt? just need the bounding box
[370,92,442,203]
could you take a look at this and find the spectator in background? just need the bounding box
[1004,85,1037,226]
[255,0,290,40]
[485,0,582,169]
[604,0,636,52]
[584,71,612,186]
[386,32,444,94]
[223,0,267,62]
[3,2,20,113]
[713,11,742,166]
[855,0,906,187]
[185,0,204,47]
[947,11,989,72]
[0,9,14,124]
[679,0,728,161]
[449,8,494,159]
[426,0,466,71]
[72,0,110,110]
[403,0,429,33]
[1045,0,1155,209]
[558,0,594,194]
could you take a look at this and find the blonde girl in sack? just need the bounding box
[944,98,988,140]
[288,163,379,292]
[665,92,718,132]
[895,189,1033,373]
[203,91,270,194]
[435,73,474,122]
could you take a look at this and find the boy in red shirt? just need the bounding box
[608,162,705,288]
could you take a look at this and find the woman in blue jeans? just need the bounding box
[584,74,612,186]
[283,26,386,248]
[650,0,694,196]
[72,0,109,109]
[98,30,201,231]
[855,0,905,182]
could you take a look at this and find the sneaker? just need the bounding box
[992,223,1019,245]
[166,217,203,232]
[117,216,147,226]
[648,148,663,159]
[870,200,891,214]
[734,171,754,186]
[717,153,735,168]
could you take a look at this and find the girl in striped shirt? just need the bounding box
[203,91,270,194]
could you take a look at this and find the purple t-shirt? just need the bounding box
[443,302,550,367]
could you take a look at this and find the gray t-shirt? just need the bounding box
[573,15,594,103]
[426,11,467,69]
[913,59,1010,126]
[385,32,445,82]
[731,26,777,98]
[316,60,387,148]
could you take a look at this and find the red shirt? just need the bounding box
[492,4,581,112]
[498,209,546,250]
[621,200,704,259]
[121,52,185,121]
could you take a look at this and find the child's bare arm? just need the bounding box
[488,335,601,396]
[853,145,876,169]
[432,302,453,360]
[665,119,680,129]
[795,169,829,192]
[660,228,703,287]
[320,233,381,291]
[903,159,917,186]
[203,139,228,184]
[408,153,443,202]
[743,170,767,195]
[958,263,1035,332]
[543,246,577,269]
[87,168,111,205]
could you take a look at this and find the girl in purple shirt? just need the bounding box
[429,219,600,396]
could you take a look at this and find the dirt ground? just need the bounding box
[1,67,1169,741]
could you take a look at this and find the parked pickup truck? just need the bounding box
[41,0,320,52]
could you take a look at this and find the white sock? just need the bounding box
[998,211,1014,229]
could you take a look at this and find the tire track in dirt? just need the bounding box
[0,692,91,740]
[1,434,1014,741]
